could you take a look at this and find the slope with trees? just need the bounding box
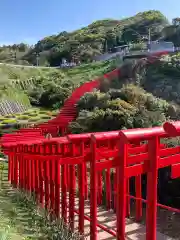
[0,43,31,65]
[0,10,169,66]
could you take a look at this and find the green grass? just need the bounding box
[0,58,119,88]
[0,162,80,240]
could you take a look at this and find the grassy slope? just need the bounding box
[0,163,36,240]
[0,59,116,84]
[0,162,80,240]
[0,62,105,112]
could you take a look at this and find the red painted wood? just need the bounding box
[44,159,50,210]
[61,165,67,223]
[116,139,128,240]
[146,137,159,240]
[69,164,75,230]
[49,159,55,218]
[39,159,44,206]
[54,159,60,219]
[171,163,180,179]
[78,162,85,234]
[2,51,177,240]
[90,138,98,240]
[126,178,130,218]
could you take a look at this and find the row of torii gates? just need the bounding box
[1,121,180,240]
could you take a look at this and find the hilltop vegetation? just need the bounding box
[0,10,169,66]
[1,11,180,67]
[25,10,168,66]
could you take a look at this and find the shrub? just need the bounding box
[70,83,172,133]
[2,119,17,124]
[26,113,38,117]
[17,115,30,120]
[77,91,110,112]
[40,115,51,120]
[4,115,16,119]
[28,116,41,122]
[39,110,50,115]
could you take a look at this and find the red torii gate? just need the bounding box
[2,121,180,240]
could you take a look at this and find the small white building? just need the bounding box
[148,41,175,53]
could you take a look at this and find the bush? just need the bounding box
[17,115,30,120]
[77,91,110,112]
[40,115,51,120]
[26,113,38,117]
[39,110,51,115]
[2,119,17,124]
[70,83,172,133]
[28,116,41,122]
[4,115,16,119]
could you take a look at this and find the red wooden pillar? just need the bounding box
[69,164,75,230]
[90,136,97,240]
[44,158,50,210]
[31,158,35,194]
[13,154,18,187]
[54,157,60,219]
[18,145,23,188]
[39,155,44,206]
[49,157,55,218]
[22,156,26,189]
[61,142,68,223]
[25,157,29,191]
[78,161,85,234]
[69,143,76,231]
[84,163,88,200]
[61,164,67,223]
[11,153,14,185]
[116,139,128,240]
[97,170,103,205]
[19,154,23,189]
[8,154,11,182]
[113,170,117,212]
[35,157,39,201]
[126,178,130,218]
[12,153,17,187]
[27,157,31,192]
[146,136,159,240]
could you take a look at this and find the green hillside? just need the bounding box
[0,10,169,66]
[0,58,119,110]
[70,52,180,134]
[24,10,168,66]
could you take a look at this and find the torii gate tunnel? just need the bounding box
[2,121,180,240]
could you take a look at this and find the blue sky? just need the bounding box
[0,0,179,45]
